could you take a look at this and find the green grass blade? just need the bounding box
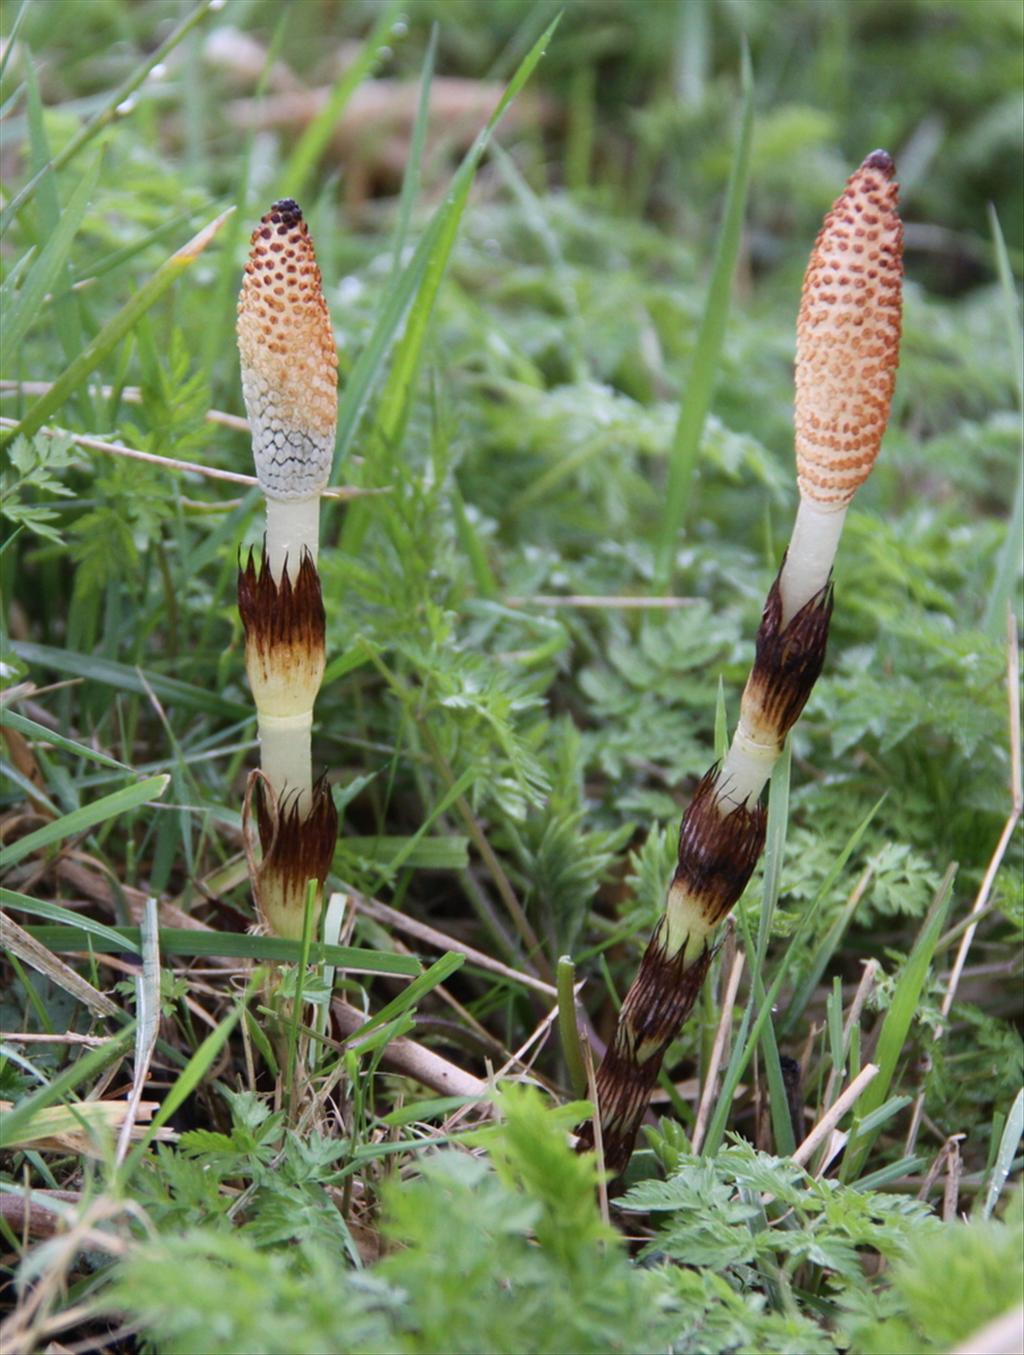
[391,24,438,272]
[0,774,170,869]
[701,955,779,1156]
[750,746,796,1155]
[22,49,90,421]
[0,1023,136,1149]
[123,980,251,1175]
[81,207,205,285]
[713,677,729,760]
[754,742,791,963]
[565,62,596,194]
[840,862,957,1181]
[1,208,234,446]
[0,762,57,815]
[0,0,30,86]
[328,235,432,487]
[654,43,755,590]
[285,883,319,1114]
[331,14,560,491]
[354,767,476,881]
[0,708,131,771]
[1,888,141,954]
[280,1,402,203]
[989,206,1024,408]
[981,206,1023,639]
[703,792,862,1156]
[827,977,844,1077]
[451,474,500,599]
[341,952,465,1045]
[378,1094,478,1127]
[557,955,588,1098]
[3,150,102,358]
[982,1087,1024,1218]
[780,793,887,1035]
[0,248,36,315]
[11,640,249,718]
[0,0,219,233]
[850,1093,913,1142]
[371,175,472,456]
[337,835,470,872]
[853,1154,927,1193]
[24,925,423,976]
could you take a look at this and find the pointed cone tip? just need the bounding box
[861,149,895,179]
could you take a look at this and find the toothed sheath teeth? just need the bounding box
[253,780,338,941]
[237,546,326,816]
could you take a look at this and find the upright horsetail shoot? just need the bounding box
[579,151,904,1175]
[236,200,339,940]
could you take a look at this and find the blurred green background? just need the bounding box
[3,0,1020,872]
[13,0,1023,282]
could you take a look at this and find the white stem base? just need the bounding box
[265,495,321,582]
[778,497,847,628]
[717,731,776,811]
[258,710,313,816]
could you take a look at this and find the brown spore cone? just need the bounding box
[237,199,338,499]
[795,150,903,507]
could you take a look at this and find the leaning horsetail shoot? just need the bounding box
[578,151,904,1175]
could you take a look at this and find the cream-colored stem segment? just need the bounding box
[258,711,314,815]
[265,495,321,582]
[663,880,718,964]
[778,497,848,628]
[717,729,777,812]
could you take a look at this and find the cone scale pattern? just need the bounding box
[795,150,903,507]
[237,199,337,500]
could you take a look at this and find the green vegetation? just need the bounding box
[1,1,1021,1352]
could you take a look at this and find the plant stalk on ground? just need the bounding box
[580,151,904,1174]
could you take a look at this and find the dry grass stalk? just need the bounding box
[0,1099,174,1156]
[691,948,745,1153]
[950,1305,1024,1355]
[330,999,487,1100]
[791,1062,879,1169]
